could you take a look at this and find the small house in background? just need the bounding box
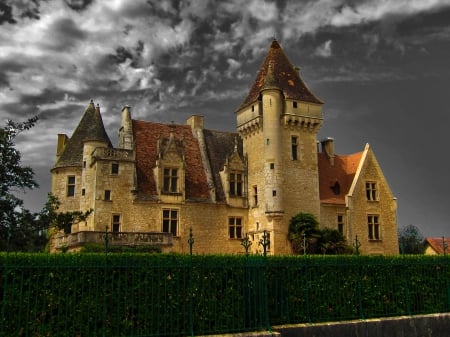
[424,237,450,255]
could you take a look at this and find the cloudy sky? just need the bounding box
[1,0,449,237]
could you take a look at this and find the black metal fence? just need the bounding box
[1,253,449,337]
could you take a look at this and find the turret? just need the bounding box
[261,61,284,215]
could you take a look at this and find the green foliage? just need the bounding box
[0,117,47,252]
[1,253,449,336]
[398,224,425,254]
[288,212,352,254]
[40,193,92,234]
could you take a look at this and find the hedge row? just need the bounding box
[1,254,449,337]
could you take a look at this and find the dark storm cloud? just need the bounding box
[64,0,93,11]
[1,0,449,234]
[43,17,86,50]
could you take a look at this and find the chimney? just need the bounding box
[187,115,204,130]
[56,134,68,160]
[321,137,335,166]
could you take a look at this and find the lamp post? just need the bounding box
[241,233,252,255]
[259,230,270,257]
[188,227,194,255]
[301,233,308,256]
[103,226,113,254]
[353,235,361,255]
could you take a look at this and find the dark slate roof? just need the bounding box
[318,151,363,204]
[203,129,243,202]
[132,120,211,201]
[53,101,112,169]
[237,39,323,111]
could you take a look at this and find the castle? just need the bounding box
[50,40,399,255]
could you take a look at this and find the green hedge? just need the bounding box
[1,254,449,337]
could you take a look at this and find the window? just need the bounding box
[111,163,119,175]
[337,214,344,235]
[81,188,85,196]
[293,101,298,108]
[291,136,298,160]
[229,217,242,239]
[366,182,377,201]
[112,214,121,233]
[251,105,254,112]
[272,190,277,197]
[270,163,275,170]
[229,172,243,197]
[104,190,111,201]
[163,168,178,193]
[67,176,75,197]
[368,215,380,240]
[253,186,258,206]
[83,161,86,169]
[163,209,178,236]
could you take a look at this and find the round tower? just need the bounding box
[261,62,284,216]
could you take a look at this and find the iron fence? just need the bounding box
[1,254,449,337]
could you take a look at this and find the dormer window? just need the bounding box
[229,172,243,197]
[163,168,178,193]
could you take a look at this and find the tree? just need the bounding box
[288,212,352,255]
[318,227,353,255]
[398,224,425,254]
[288,212,321,254]
[0,117,45,251]
[40,193,92,235]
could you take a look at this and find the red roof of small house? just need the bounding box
[318,151,363,204]
[424,237,450,255]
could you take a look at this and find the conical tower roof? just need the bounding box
[237,39,323,111]
[53,100,112,169]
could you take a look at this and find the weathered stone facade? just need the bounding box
[50,40,399,255]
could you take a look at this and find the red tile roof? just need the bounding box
[318,151,363,204]
[424,237,450,255]
[132,120,210,201]
[237,39,322,111]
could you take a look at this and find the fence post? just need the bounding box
[188,227,194,337]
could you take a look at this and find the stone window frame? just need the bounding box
[229,172,243,197]
[337,214,344,235]
[104,190,111,201]
[162,167,179,194]
[366,181,378,201]
[111,162,119,175]
[291,135,298,160]
[162,208,179,236]
[368,214,381,241]
[67,176,75,197]
[228,216,243,239]
[111,214,121,233]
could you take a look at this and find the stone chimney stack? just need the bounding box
[119,105,133,150]
[186,115,204,130]
[321,137,335,166]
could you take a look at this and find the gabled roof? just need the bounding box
[54,100,112,169]
[318,151,363,204]
[424,237,450,255]
[203,129,243,202]
[237,39,323,111]
[133,120,211,201]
